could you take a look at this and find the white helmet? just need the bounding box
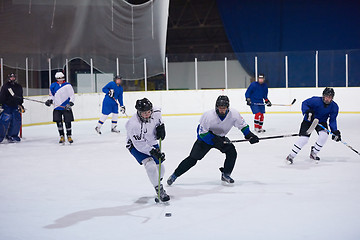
[55,72,65,81]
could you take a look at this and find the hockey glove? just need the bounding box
[18,105,25,113]
[45,99,53,107]
[156,123,166,140]
[120,106,126,114]
[246,98,252,106]
[245,131,259,144]
[65,102,74,110]
[265,99,272,107]
[212,135,225,149]
[108,89,114,98]
[150,148,165,162]
[305,109,315,122]
[332,130,341,142]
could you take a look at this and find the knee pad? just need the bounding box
[0,113,11,122]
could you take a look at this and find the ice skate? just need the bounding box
[155,184,170,202]
[286,154,294,164]
[67,135,73,144]
[7,136,21,143]
[310,146,320,162]
[95,126,102,134]
[256,128,266,133]
[111,126,120,133]
[59,136,65,144]
[221,173,235,184]
[167,173,177,186]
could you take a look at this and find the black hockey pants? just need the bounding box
[174,138,237,177]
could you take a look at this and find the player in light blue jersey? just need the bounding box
[286,87,341,164]
[95,75,125,134]
[45,72,75,144]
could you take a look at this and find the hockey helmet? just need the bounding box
[135,98,153,122]
[322,87,335,105]
[323,87,335,98]
[8,73,16,82]
[216,95,230,117]
[114,75,122,81]
[55,72,65,81]
[258,73,265,79]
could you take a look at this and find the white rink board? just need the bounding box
[22,87,360,125]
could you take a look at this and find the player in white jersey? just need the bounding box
[125,98,169,202]
[167,95,259,185]
[45,72,75,144]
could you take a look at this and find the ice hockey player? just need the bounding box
[95,75,125,134]
[0,73,25,143]
[125,98,169,202]
[286,87,341,164]
[245,73,272,133]
[45,72,75,144]
[167,95,259,186]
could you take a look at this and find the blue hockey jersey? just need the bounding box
[102,81,124,106]
[245,82,269,103]
[302,96,339,131]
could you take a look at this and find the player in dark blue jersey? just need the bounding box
[95,75,125,134]
[0,73,24,143]
[286,87,341,164]
[245,74,272,133]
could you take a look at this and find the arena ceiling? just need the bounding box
[127,0,234,60]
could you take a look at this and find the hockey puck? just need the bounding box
[165,212,172,217]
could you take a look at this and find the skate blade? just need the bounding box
[221,181,235,186]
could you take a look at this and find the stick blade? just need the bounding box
[306,118,319,135]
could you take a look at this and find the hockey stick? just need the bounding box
[318,124,360,156]
[227,134,299,143]
[111,96,129,118]
[156,139,162,203]
[7,88,66,109]
[226,119,319,144]
[253,98,296,106]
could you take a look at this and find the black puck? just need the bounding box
[165,212,172,217]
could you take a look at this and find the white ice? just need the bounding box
[1,114,360,240]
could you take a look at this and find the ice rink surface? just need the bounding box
[1,113,360,240]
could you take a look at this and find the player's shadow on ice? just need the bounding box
[43,186,228,229]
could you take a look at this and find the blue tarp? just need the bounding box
[217,0,360,87]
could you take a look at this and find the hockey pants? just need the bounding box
[174,139,237,177]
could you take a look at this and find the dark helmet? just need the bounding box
[216,95,230,108]
[135,98,153,122]
[215,95,230,117]
[323,87,335,98]
[258,73,265,79]
[114,75,122,81]
[8,73,16,82]
[322,87,335,105]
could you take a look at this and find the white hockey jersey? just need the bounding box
[198,108,249,138]
[126,107,163,155]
